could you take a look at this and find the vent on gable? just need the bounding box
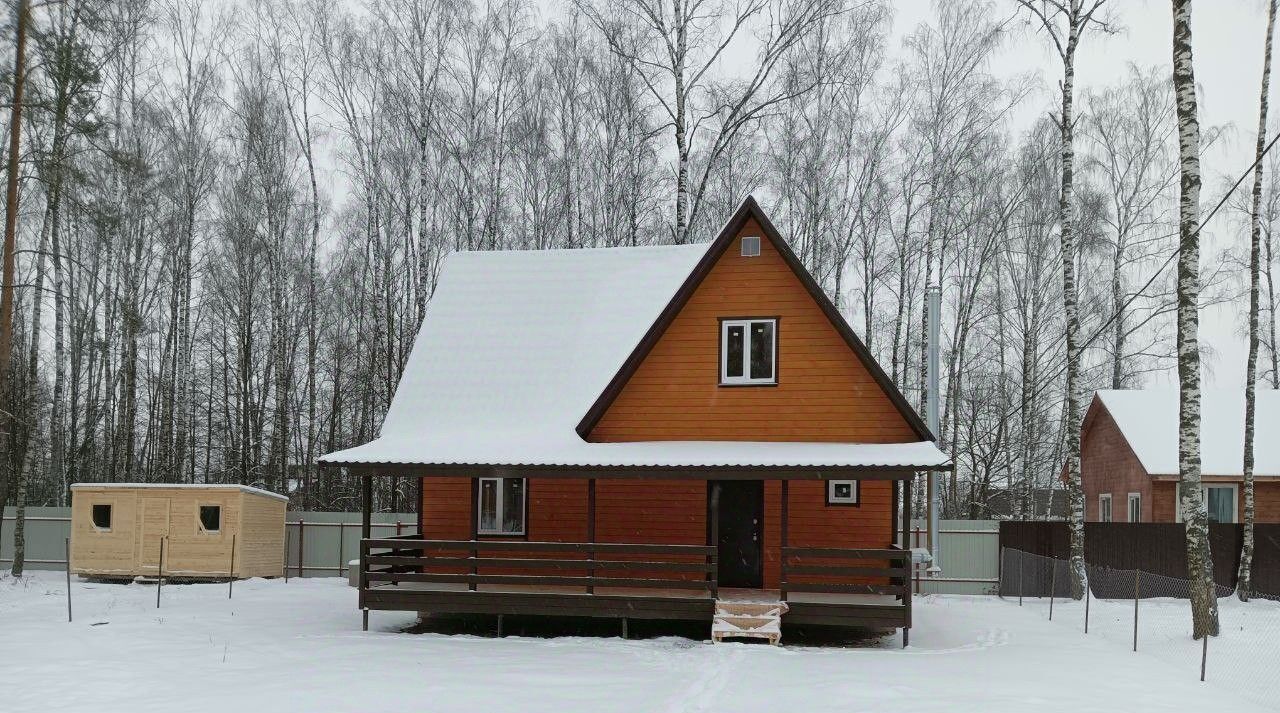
[741,236,761,257]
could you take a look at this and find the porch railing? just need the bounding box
[780,546,912,604]
[360,538,719,597]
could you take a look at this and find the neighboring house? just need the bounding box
[1080,389,1280,523]
[319,197,949,645]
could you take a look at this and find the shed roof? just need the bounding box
[1093,389,1280,477]
[320,199,947,472]
[71,482,290,502]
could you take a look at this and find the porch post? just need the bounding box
[361,474,372,540]
[902,474,913,648]
[360,473,371,632]
[780,479,789,602]
[709,482,721,599]
[587,478,596,594]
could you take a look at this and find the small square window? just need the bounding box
[827,480,859,505]
[720,318,776,385]
[741,236,761,257]
[199,505,221,533]
[91,504,112,530]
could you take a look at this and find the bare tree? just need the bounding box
[1239,0,1277,603]
[1170,0,1219,639]
[1016,0,1115,598]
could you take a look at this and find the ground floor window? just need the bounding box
[826,480,859,505]
[1205,484,1237,524]
[478,477,526,535]
[91,503,112,531]
[1098,494,1112,522]
[1127,493,1141,523]
[199,505,222,533]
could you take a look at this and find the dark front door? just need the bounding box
[713,480,764,588]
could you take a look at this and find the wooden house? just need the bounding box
[70,483,287,579]
[1080,389,1280,523]
[320,197,949,644]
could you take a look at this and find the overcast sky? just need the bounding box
[889,0,1273,388]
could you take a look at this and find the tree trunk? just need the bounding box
[1059,17,1087,601]
[1171,0,1220,638]
[1240,0,1276,603]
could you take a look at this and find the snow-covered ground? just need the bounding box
[4,573,1274,713]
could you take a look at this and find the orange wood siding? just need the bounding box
[419,215,911,586]
[587,217,918,443]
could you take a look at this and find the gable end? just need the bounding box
[575,196,933,441]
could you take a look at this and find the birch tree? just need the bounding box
[1016,0,1114,599]
[1171,0,1219,638]
[1239,0,1276,603]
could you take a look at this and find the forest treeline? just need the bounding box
[0,0,1266,518]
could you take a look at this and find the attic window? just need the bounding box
[720,318,777,385]
[740,236,761,257]
[91,504,112,531]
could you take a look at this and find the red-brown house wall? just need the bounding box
[1080,398,1280,523]
[1080,402,1151,522]
[419,215,915,589]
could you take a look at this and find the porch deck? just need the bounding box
[358,537,912,635]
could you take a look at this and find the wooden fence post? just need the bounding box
[1049,560,1056,621]
[156,537,166,609]
[1018,550,1023,606]
[1084,571,1091,634]
[1133,569,1140,652]
[1200,630,1208,682]
[228,533,236,599]
[65,537,72,623]
[297,519,305,578]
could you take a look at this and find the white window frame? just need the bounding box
[197,503,222,534]
[477,477,527,536]
[827,480,860,505]
[1127,493,1141,523]
[740,236,761,257]
[1098,493,1112,523]
[1174,483,1240,524]
[720,318,777,385]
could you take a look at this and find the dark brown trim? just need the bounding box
[716,315,780,387]
[824,479,862,507]
[574,195,934,442]
[327,462,946,478]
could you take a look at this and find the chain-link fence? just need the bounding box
[999,547,1280,709]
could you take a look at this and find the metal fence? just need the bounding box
[5,508,1001,590]
[0,507,417,577]
[999,547,1280,710]
[906,519,1000,595]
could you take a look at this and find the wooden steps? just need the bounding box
[711,600,788,645]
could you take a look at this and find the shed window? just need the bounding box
[91,504,112,530]
[740,236,761,257]
[721,318,776,385]
[199,505,222,533]
[478,478,526,536]
[1098,494,1112,523]
[827,480,859,505]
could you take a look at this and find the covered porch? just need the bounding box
[346,465,923,645]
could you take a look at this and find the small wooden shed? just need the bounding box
[70,483,287,579]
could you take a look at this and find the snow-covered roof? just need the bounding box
[1094,389,1280,477]
[319,240,948,471]
[71,482,289,502]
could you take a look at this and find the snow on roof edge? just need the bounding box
[71,482,290,502]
